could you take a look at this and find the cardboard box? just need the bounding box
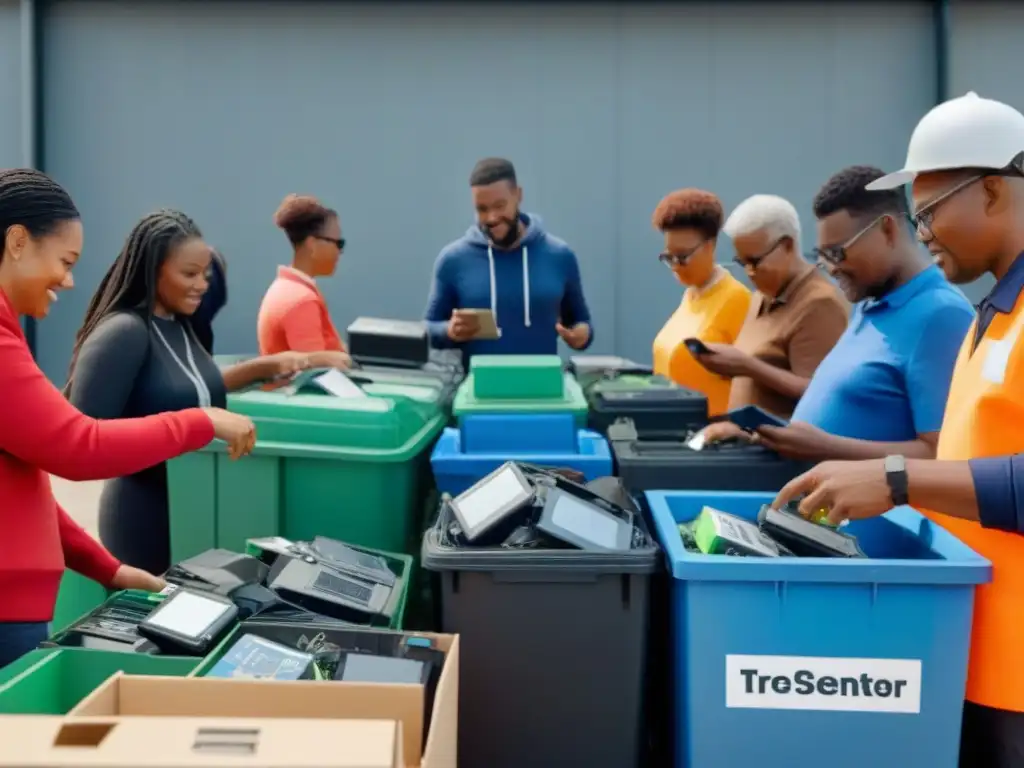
[66,634,458,768]
[0,715,401,767]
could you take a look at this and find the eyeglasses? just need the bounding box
[314,235,346,250]
[658,241,707,268]
[911,151,1024,235]
[812,214,887,267]
[733,237,787,271]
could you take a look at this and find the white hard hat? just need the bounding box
[867,92,1024,190]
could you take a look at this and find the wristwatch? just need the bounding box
[884,455,909,507]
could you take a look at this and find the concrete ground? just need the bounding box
[52,477,102,537]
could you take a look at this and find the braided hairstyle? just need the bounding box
[66,209,201,391]
[0,168,79,253]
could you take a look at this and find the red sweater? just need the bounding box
[0,292,215,622]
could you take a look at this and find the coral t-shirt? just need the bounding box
[257,266,345,355]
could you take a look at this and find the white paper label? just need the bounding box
[314,369,367,398]
[725,654,922,714]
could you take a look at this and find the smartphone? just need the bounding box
[727,405,789,432]
[684,337,711,357]
[456,308,500,340]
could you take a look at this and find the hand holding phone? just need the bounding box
[727,405,789,432]
[684,337,711,357]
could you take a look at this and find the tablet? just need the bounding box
[449,462,534,543]
[727,405,788,431]
[536,487,634,551]
[457,308,501,340]
[138,588,238,655]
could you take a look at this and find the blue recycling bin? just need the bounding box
[430,425,613,496]
[646,489,991,768]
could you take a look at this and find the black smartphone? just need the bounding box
[684,337,711,356]
[727,405,789,432]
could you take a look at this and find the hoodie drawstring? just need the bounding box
[487,244,531,330]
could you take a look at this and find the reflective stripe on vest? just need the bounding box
[928,290,1024,711]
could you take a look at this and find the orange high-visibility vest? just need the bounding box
[927,289,1024,712]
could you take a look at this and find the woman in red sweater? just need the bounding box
[0,169,256,669]
[256,194,350,368]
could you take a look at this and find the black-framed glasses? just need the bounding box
[813,214,887,267]
[911,151,1024,235]
[658,241,707,268]
[733,236,788,271]
[314,235,346,250]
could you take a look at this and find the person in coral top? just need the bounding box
[257,194,351,369]
[0,169,256,669]
[650,189,751,416]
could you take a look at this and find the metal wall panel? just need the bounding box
[38,1,935,378]
[0,1,23,169]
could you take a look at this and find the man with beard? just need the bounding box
[772,92,1024,768]
[754,165,974,461]
[425,158,593,359]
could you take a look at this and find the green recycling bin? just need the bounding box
[453,366,588,426]
[0,648,197,714]
[167,381,446,564]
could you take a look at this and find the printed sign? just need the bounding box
[725,654,922,714]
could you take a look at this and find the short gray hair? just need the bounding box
[722,194,801,250]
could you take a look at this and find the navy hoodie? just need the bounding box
[424,213,593,359]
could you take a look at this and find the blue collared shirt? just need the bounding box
[967,254,1024,533]
[792,265,974,441]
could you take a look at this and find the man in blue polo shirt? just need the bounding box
[755,165,974,461]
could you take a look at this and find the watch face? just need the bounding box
[885,455,905,473]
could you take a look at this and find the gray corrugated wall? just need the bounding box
[0,2,23,169]
[948,1,1024,302]
[9,0,1005,379]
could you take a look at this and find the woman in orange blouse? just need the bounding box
[651,189,751,416]
[257,194,350,368]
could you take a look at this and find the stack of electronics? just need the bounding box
[201,623,446,749]
[678,503,868,559]
[440,461,647,551]
[246,535,404,628]
[45,588,240,658]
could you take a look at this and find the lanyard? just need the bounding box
[152,321,213,408]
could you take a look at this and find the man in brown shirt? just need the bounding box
[695,194,849,440]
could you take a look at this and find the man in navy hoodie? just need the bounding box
[425,158,593,359]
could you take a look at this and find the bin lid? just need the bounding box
[453,372,588,416]
[227,383,445,456]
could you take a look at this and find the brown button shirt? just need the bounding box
[727,268,849,418]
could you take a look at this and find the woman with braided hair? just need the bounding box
[66,209,305,575]
[0,169,256,668]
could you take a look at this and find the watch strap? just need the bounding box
[885,455,909,507]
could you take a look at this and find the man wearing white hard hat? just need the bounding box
[774,92,1024,767]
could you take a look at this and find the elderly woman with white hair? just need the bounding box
[694,194,848,443]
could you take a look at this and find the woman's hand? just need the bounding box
[203,408,256,459]
[110,564,166,593]
[698,421,750,445]
[308,351,352,370]
[694,343,754,378]
[267,351,313,378]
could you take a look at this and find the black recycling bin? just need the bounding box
[587,377,709,438]
[566,354,652,390]
[609,418,813,494]
[422,501,659,768]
